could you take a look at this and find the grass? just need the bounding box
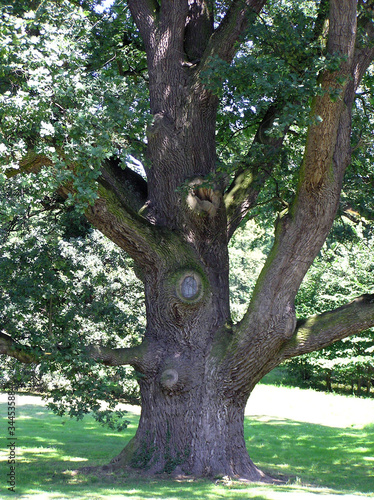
[0,386,374,499]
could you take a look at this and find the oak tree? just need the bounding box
[1,0,374,481]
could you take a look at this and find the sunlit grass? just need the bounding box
[1,386,374,499]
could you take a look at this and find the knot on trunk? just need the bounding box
[159,353,197,394]
[175,270,204,304]
[160,369,179,389]
[186,177,221,217]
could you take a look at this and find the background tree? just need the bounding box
[1,0,374,481]
[0,177,145,424]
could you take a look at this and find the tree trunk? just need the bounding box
[325,371,332,393]
[110,375,267,480]
[83,0,374,480]
[3,0,374,484]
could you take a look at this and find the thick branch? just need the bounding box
[280,294,374,360]
[127,0,159,53]
[219,1,370,390]
[0,330,151,371]
[129,0,189,67]
[239,0,359,328]
[0,332,38,364]
[352,15,374,86]
[224,0,336,239]
[98,158,148,214]
[7,152,168,269]
[202,0,267,65]
[84,343,150,370]
[225,105,289,239]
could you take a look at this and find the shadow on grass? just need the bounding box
[1,400,373,498]
[246,417,374,494]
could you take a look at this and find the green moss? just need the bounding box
[130,432,157,470]
[163,421,190,474]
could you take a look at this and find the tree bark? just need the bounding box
[3,0,374,482]
[108,377,270,480]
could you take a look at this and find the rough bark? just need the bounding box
[219,0,366,393]
[3,0,374,482]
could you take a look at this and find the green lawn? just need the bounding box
[1,386,373,499]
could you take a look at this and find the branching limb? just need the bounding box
[5,151,178,270]
[238,0,359,329]
[128,0,189,66]
[280,294,374,360]
[0,332,39,364]
[202,0,267,66]
[353,14,374,86]
[219,1,373,391]
[224,0,335,239]
[224,105,289,239]
[0,330,154,372]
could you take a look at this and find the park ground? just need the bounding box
[1,384,374,499]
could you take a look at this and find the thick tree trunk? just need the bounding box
[110,368,267,480]
[3,0,374,485]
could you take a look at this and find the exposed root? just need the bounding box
[74,462,287,485]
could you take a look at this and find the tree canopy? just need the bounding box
[1,0,374,481]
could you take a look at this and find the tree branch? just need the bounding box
[218,1,374,392]
[129,0,189,66]
[0,331,38,364]
[84,343,151,370]
[224,105,289,239]
[237,0,359,330]
[201,0,267,66]
[99,158,148,214]
[0,330,153,371]
[352,15,374,86]
[127,0,159,53]
[6,152,168,269]
[280,294,374,360]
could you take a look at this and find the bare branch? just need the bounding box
[84,343,150,370]
[280,294,374,360]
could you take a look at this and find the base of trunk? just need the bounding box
[82,381,282,484]
[104,445,277,483]
[78,461,281,485]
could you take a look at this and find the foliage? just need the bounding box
[228,220,272,322]
[0,176,145,427]
[0,0,148,211]
[209,1,341,195]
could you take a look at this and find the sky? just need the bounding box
[95,0,115,14]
